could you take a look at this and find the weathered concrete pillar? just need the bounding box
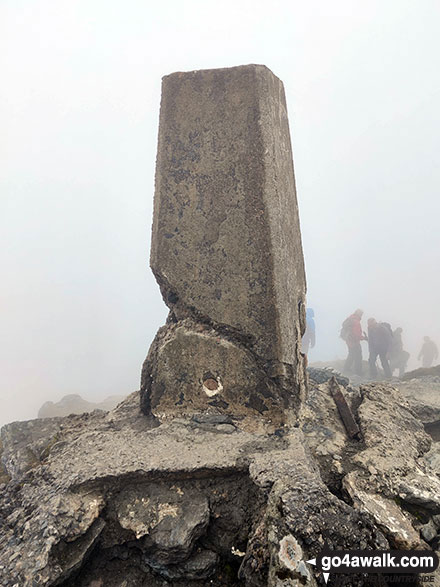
[141,65,306,430]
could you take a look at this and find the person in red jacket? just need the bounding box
[342,309,367,376]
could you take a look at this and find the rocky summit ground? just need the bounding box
[0,369,439,586]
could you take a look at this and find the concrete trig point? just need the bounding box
[140,64,306,430]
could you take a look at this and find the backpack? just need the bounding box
[340,317,352,341]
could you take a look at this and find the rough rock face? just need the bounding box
[307,366,350,387]
[38,394,126,419]
[141,64,306,427]
[394,374,440,488]
[303,378,440,584]
[402,366,440,381]
[1,378,440,586]
[395,375,440,437]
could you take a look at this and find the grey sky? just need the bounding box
[1,0,439,426]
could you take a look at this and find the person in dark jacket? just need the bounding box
[418,336,439,368]
[389,327,410,376]
[368,318,392,379]
[342,309,367,376]
[302,308,316,355]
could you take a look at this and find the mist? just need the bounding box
[1,0,439,427]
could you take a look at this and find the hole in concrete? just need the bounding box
[204,378,218,391]
[202,374,223,397]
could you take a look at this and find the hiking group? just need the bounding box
[340,309,438,379]
[301,307,438,379]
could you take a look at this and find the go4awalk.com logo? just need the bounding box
[306,548,439,584]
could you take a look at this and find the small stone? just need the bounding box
[215,424,236,434]
[432,514,440,529]
[203,378,218,391]
[421,520,437,543]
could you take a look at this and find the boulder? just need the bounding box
[38,394,126,419]
[394,376,440,440]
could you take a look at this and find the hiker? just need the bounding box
[367,318,393,379]
[302,308,316,355]
[389,327,410,377]
[341,309,367,376]
[418,336,439,368]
